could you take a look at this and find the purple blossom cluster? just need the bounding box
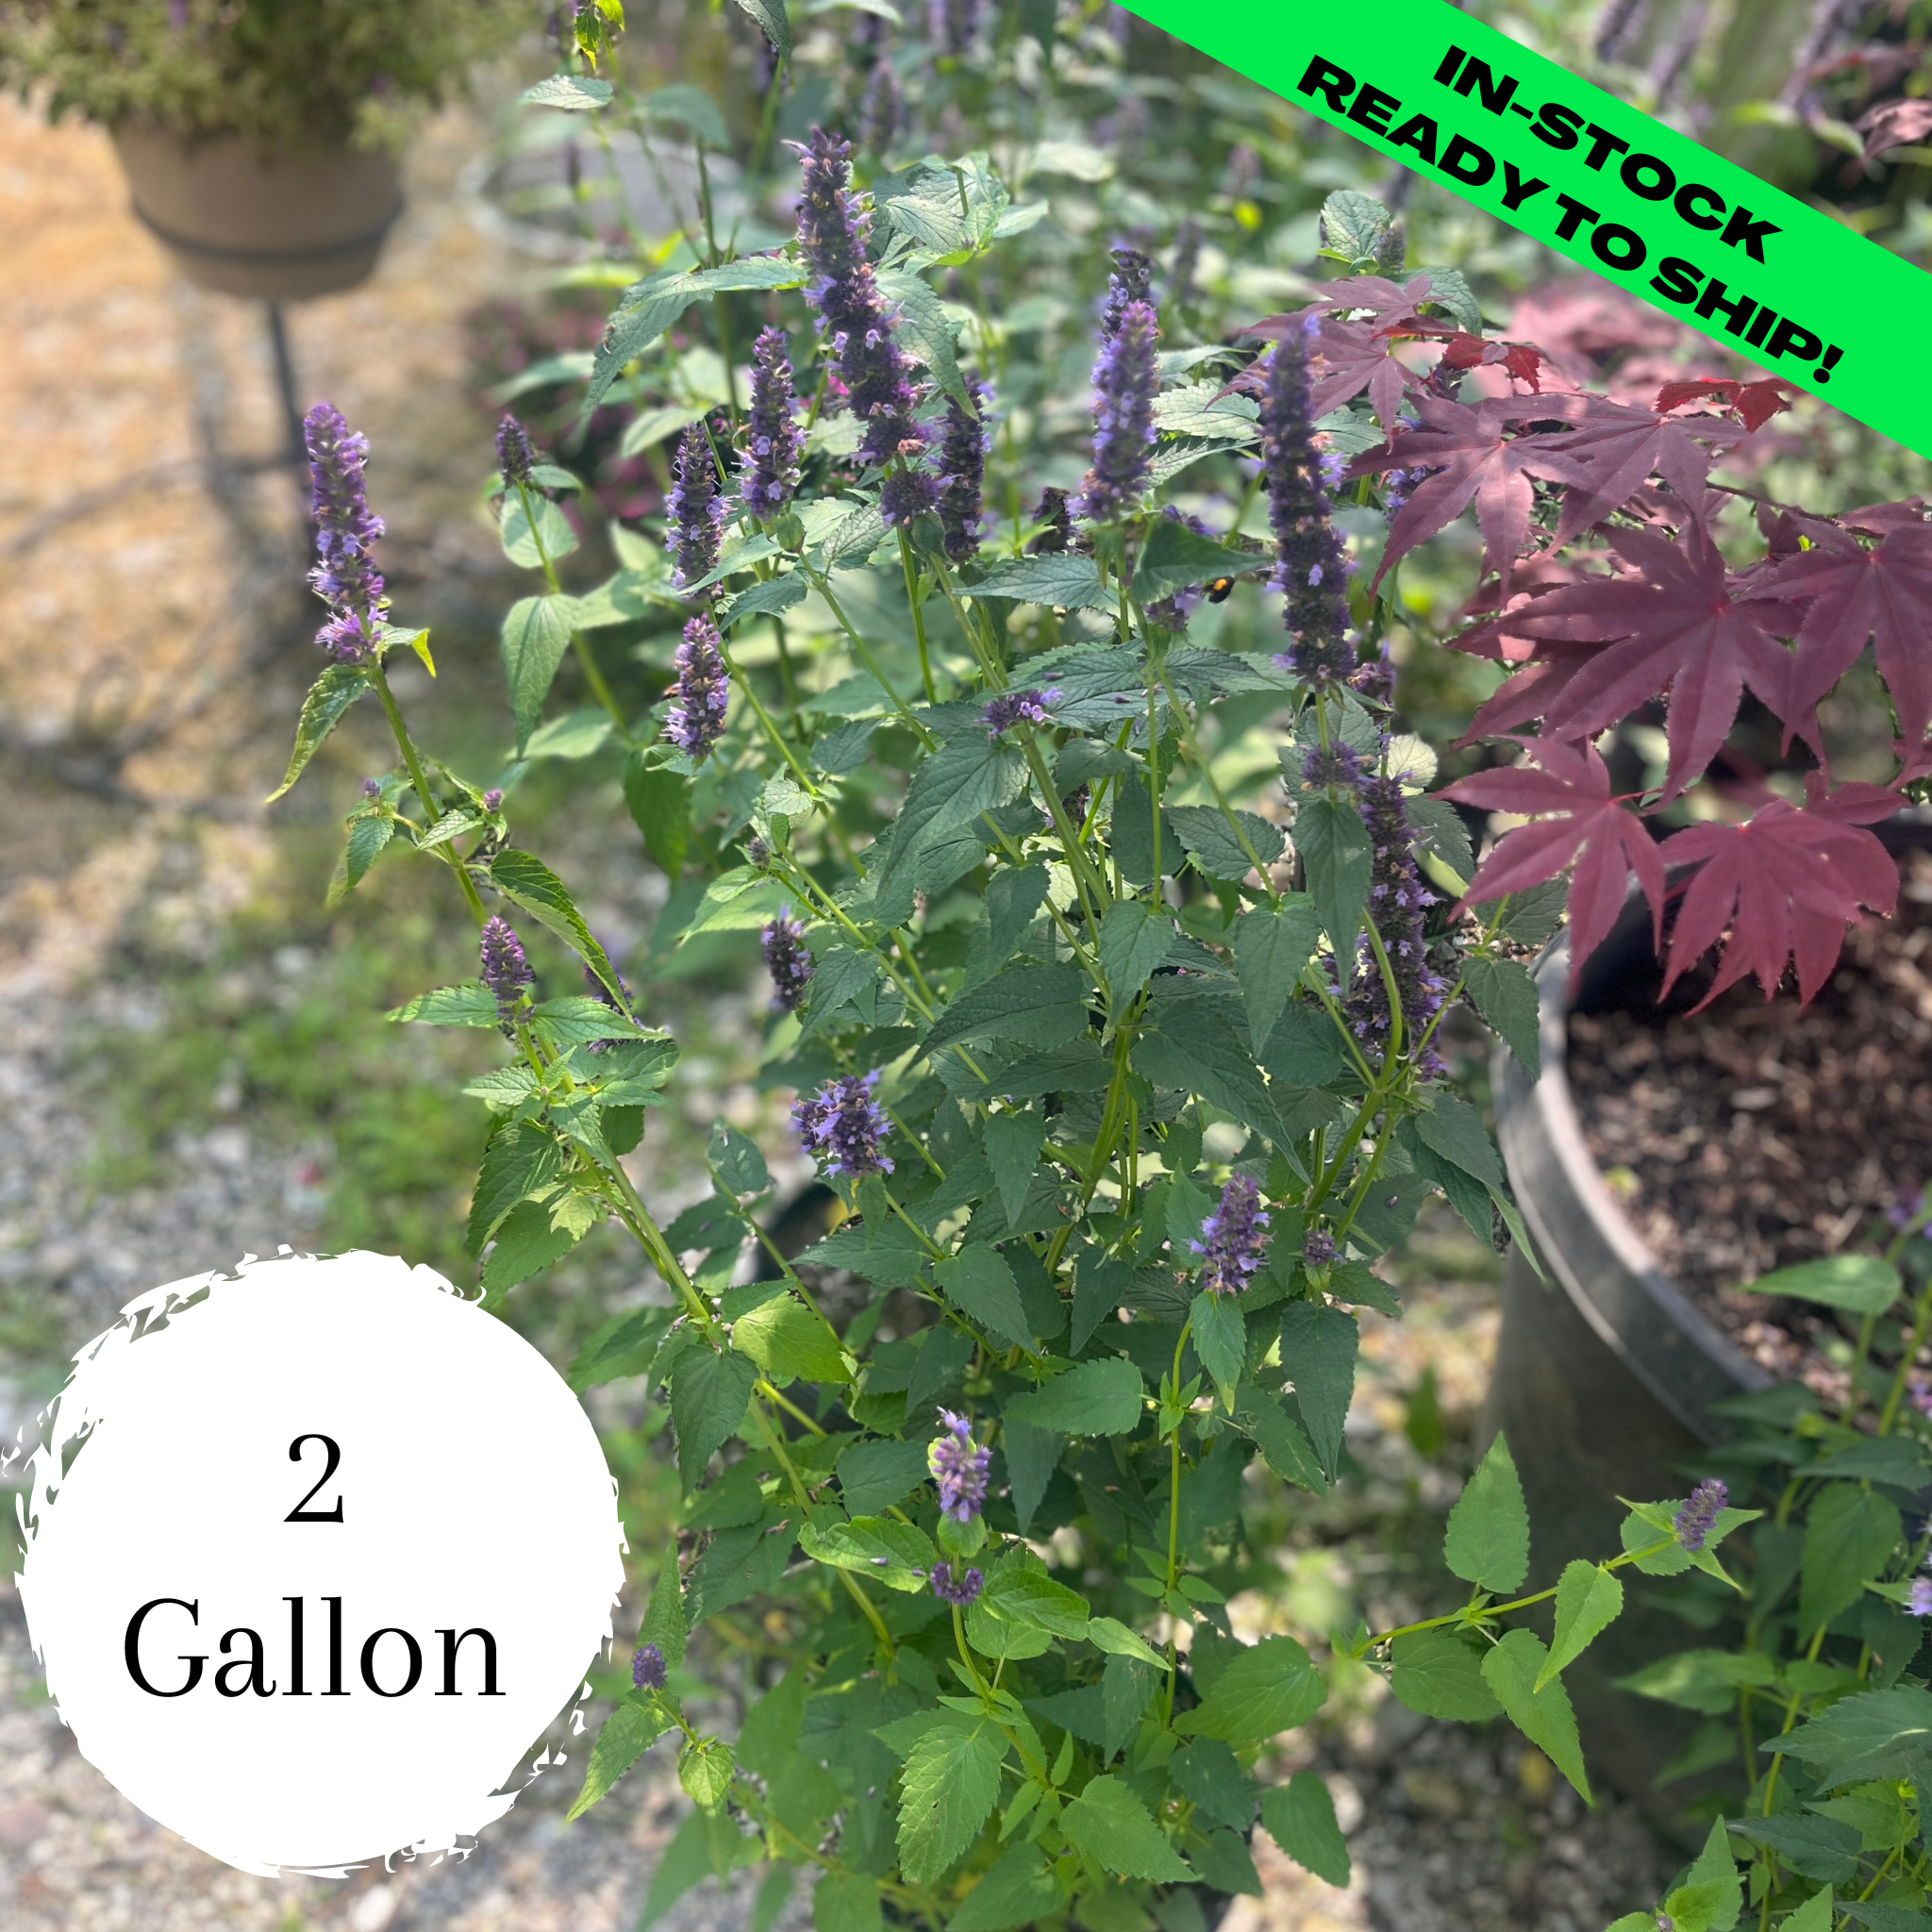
[794,129,932,490]
[668,423,726,593]
[480,915,533,1018]
[936,376,989,563]
[792,1070,894,1177]
[496,413,536,491]
[1191,1174,1271,1296]
[631,1641,667,1691]
[664,614,730,762]
[1300,741,1362,792]
[1076,298,1159,524]
[1343,768,1447,1075]
[1302,1228,1337,1267]
[303,402,387,664]
[1099,245,1153,342]
[761,909,813,1013]
[929,1408,991,1522]
[742,328,804,520]
[1674,1477,1728,1554]
[860,56,902,154]
[928,0,982,56]
[1350,644,1396,707]
[930,1560,984,1607]
[982,686,1058,738]
[1911,1575,1932,1618]
[1258,322,1355,686]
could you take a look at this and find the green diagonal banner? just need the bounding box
[1123,0,1932,460]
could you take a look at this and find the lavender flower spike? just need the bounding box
[1302,1229,1337,1267]
[1258,320,1355,687]
[1674,1478,1728,1553]
[480,915,533,1018]
[496,413,536,491]
[1191,1174,1271,1296]
[1912,1575,1932,1619]
[631,1641,667,1690]
[1075,298,1158,525]
[1343,766,1446,1075]
[761,908,813,1014]
[794,129,930,478]
[664,613,730,763]
[937,375,989,563]
[860,56,902,156]
[743,328,803,520]
[930,1560,984,1607]
[928,0,982,57]
[792,1071,894,1177]
[668,422,726,593]
[303,402,387,664]
[1099,245,1153,342]
[929,1408,991,1522]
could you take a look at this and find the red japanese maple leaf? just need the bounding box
[1531,393,1746,547]
[1441,738,1666,989]
[1441,333,1543,391]
[1507,522,1805,800]
[1858,96,1932,159]
[1658,799,1899,1005]
[1749,520,1932,747]
[1655,377,1794,434]
[1344,394,1588,594]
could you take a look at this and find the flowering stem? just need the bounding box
[803,568,937,747]
[897,528,939,703]
[369,661,489,925]
[717,635,821,798]
[1161,1314,1194,1726]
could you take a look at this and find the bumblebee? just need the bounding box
[1204,575,1239,604]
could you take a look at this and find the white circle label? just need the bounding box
[13,1250,625,1876]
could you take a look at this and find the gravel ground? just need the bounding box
[0,83,1674,1932]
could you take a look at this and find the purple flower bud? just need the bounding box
[360,777,382,801]
[792,1071,894,1178]
[1911,1576,1932,1619]
[761,909,813,1013]
[496,413,536,491]
[742,327,804,519]
[631,1641,667,1690]
[1302,1229,1337,1267]
[1075,298,1158,525]
[1674,1478,1728,1554]
[930,1560,984,1607]
[1257,325,1353,687]
[664,613,730,763]
[1100,245,1153,342]
[1190,1174,1271,1296]
[482,788,503,812]
[303,403,387,664]
[480,915,533,1018]
[982,687,1057,739]
[1299,742,1361,791]
[928,1408,991,1522]
[668,423,726,593]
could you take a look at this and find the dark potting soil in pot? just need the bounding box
[1565,849,1932,1392]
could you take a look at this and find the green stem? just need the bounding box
[898,527,938,703]
[512,479,629,740]
[806,568,936,747]
[370,661,489,924]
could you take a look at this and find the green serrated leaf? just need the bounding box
[733,1291,849,1384]
[1097,899,1174,1008]
[896,1719,1004,1886]
[1134,515,1258,602]
[669,1344,758,1487]
[500,596,575,758]
[267,662,371,802]
[1463,955,1541,1078]
[983,1111,1048,1226]
[1059,1774,1193,1881]
[1259,1772,1350,1887]
[1295,793,1373,967]
[1444,1432,1529,1594]
[1004,1356,1144,1435]
[1754,1255,1902,1315]
[1481,1629,1591,1804]
[800,1512,938,1593]
[1389,1629,1502,1721]
[565,1691,673,1820]
[732,0,791,58]
[967,552,1116,611]
[1174,1636,1325,1745]
[1537,1561,1624,1690]
[1231,898,1320,1052]
[1191,1289,1246,1410]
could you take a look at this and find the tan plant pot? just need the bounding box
[110,125,404,302]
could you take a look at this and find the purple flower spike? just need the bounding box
[1298,741,1361,791]
[929,1409,991,1523]
[792,1071,894,1178]
[928,0,982,57]
[1100,245,1153,342]
[1342,767,1445,1075]
[930,1560,985,1607]
[1169,219,1202,308]
[880,462,941,529]
[480,915,533,1018]
[1075,298,1158,525]
[860,57,902,155]
[631,1641,667,1690]
[668,423,726,593]
[761,909,814,1014]
[1258,326,1355,687]
[743,327,804,520]
[496,414,536,491]
[1191,1174,1271,1297]
[982,687,1057,739]
[664,614,730,763]
[1302,1229,1337,1267]
[794,129,927,473]
[1911,1577,1932,1619]
[1674,1478,1728,1554]
[937,376,989,563]
[303,402,387,664]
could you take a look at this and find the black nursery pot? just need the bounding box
[1483,815,1932,1804]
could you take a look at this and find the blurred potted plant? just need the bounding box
[0,0,526,298]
